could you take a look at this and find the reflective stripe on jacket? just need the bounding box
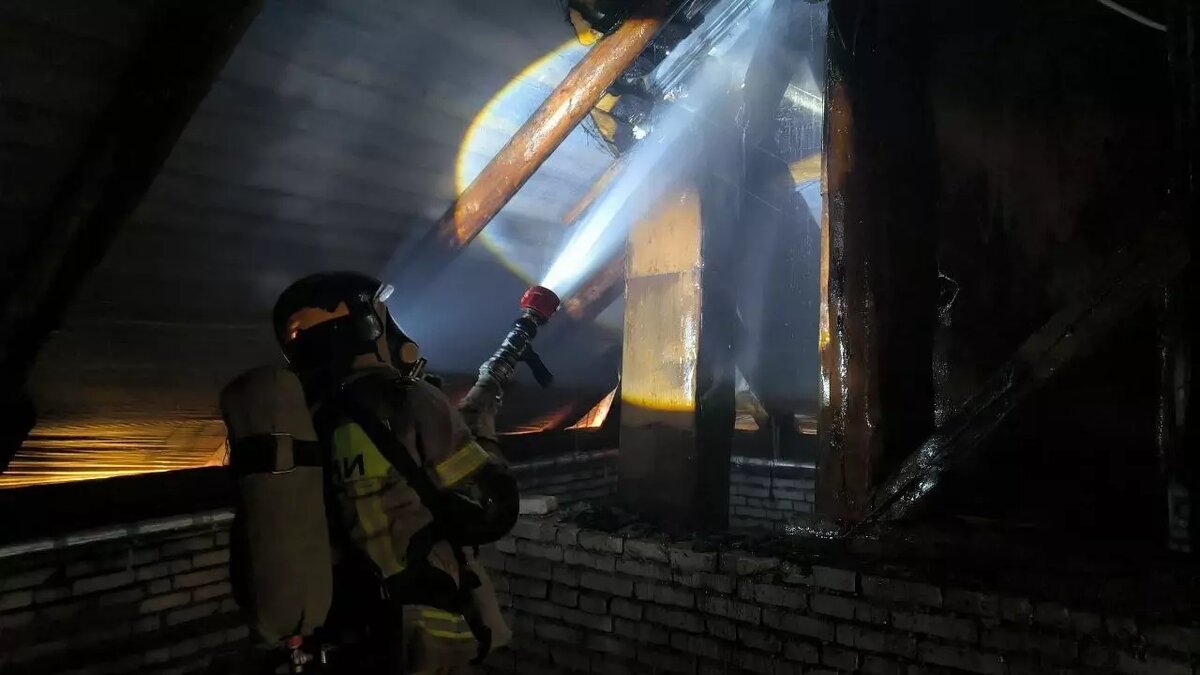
[323,369,493,581]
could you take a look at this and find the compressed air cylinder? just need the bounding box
[220,366,332,644]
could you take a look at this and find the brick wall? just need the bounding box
[4,488,1192,675]
[511,450,818,531]
[0,449,812,675]
[482,514,1200,675]
[512,450,620,507]
[0,511,245,675]
[729,461,816,534]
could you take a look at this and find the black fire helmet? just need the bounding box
[272,271,420,374]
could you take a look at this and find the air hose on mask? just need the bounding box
[461,286,561,412]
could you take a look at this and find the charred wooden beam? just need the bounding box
[0,0,263,473]
[391,4,665,296]
[816,0,939,522]
[863,229,1191,525]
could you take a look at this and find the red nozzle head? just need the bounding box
[520,286,560,322]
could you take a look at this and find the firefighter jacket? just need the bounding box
[313,366,515,669]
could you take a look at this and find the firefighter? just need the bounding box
[272,271,517,673]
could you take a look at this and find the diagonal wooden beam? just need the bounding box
[390,3,665,297]
[861,228,1191,526]
[0,0,263,473]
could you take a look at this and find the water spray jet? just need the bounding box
[540,0,771,301]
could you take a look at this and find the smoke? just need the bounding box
[539,0,773,298]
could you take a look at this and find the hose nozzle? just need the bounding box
[466,287,561,411]
[520,286,560,324]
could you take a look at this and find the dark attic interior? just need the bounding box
[0,0,1197,673]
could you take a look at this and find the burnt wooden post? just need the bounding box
[618,180,737,532]
[816,0,939,522]
[0,0,263,472]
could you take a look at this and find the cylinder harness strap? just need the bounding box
[229,434,324,475]
[315,389,493,664]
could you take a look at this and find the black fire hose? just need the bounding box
[461,286,561,412]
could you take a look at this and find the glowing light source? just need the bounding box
[502,404,577,435]
[454,40,614,284]
[567,387,617,430]
[0,419,228,489]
